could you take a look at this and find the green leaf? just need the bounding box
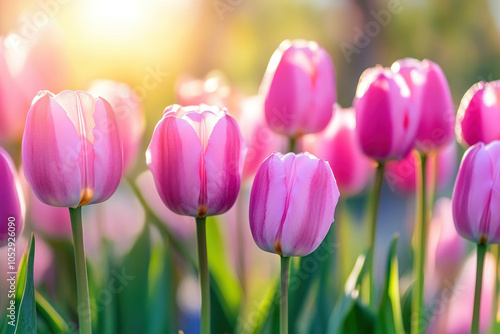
[376,235,404,334]
[327,252,370,333]
[35,291,72,333]
[116,223,151,334]
[205,216,242,332]
[15,233,37,334]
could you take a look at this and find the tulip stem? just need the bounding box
[288,137,296,153]
[472,243,487,334]
[493,245,500,330]
[196,216,210,334]
[366,162,385,308]
[280,256,290,334]
[69,206,92,334]
[411,153,428,334]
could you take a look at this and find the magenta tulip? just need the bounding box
[456,80,500,147]
[452,141,500,244]
[385,140,457,193]
[249,152,339,257]
[22,90,123,208]
[392,58,455,153]
[0,147,24,247]
[354,66,419,161]
[146,104,247,218]
[303,106,375,196]
[260,40,336,137]
[89,80,145,171]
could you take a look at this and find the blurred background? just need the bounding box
[1,0,500,332]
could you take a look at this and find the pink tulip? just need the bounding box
[0,147,24,247]
[392,58,455,153]
[135,170,195,240]
[237,96,285,180]
[249,152,339,257]
[385,140,457,193]
[354,66,419,161]
[0,28,68,141]
[89,80,145,172]
[260,40,336,137]
[456,80,500,147]
[452,141,500,244]
[425,198,467,298]
[146,104,247,218]
[428,252,494,334]
[303,106,375,196]
[22,90,123,208]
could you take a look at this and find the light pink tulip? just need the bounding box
[385,140,457,193]
[237,96,285,180]
[0,147,24,247]
[392,58,455,153]
[146,104,247,218]
[22,90,123,208]
[456,80,500,147]
[249,152,339,257]
[136,170,195,239]
[452,141,500,244]
[303,106,375,196]
[428,252,494,334]
[89,80,145,172]
[260,40,336,137]
[354,66,419,161]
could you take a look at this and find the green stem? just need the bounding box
[493,245,500,332]
[366,162,385,308]
[288,137,296,153]
[236,192,247,297]
[411,153,428,334]
[196,217,210,334]
[472,243,487,334]
[69,207,92,334]
[280,256,290,334]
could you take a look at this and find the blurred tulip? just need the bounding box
[456,80,500,147]
[428,252,495,334]
[0,27,68,141]
[385,140,457,193]
[452,141,500,244]
[249,152,339,257]
[0,147,24,247]
[146,104,247,218]
[89,80,145,172]
[303,106,375,196]
[175,71,241,113]
[392,58,455,153]
[237,96,285,180]
[260,40,336,138]
[425,198,467,298]
[22,90,123,208]
[354,66,419,161]
[136,170,195,240]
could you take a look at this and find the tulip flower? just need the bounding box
[385,140,457,194]
[22,89,123,334]
[392,58,454,153]
[0,147,25,247]
[146,104,247,334]
[89,80,145,172]
[303,106,375,196]
[249,152,339,334]
[456,80,500,147]
[452,141,500,334]
[260,40,336,141]
[354,66,418,162]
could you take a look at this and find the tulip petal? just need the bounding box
[146,116,202,216]
[281,155,338,256]
[87,98,123,204]
[249,154,287,253]
[204,115,246,216]
[22,94,82,207]
[485,143,500,242]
